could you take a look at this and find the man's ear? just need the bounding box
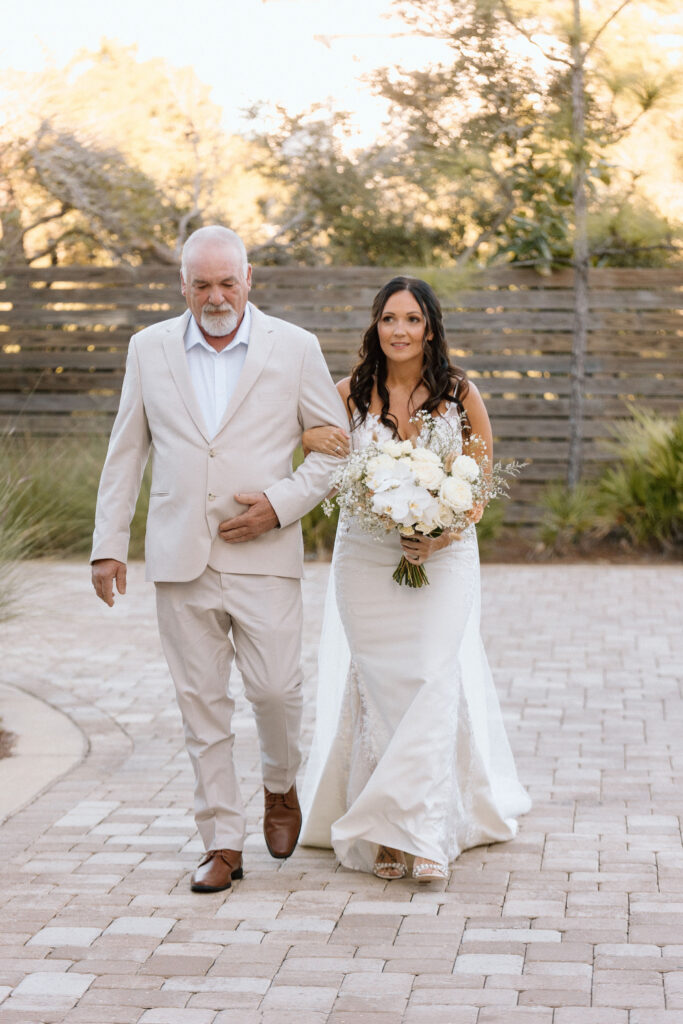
[180,270,187,297]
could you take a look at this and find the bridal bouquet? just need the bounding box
[324,411,524,587]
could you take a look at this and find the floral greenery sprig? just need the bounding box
[324,411,525,587]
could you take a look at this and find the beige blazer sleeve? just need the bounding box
[91,338,152,564]
[264,335,348,530]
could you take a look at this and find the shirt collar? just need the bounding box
[184,302,252,354]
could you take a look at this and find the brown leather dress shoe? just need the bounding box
[190,849,243,893]
[263,784,302,859]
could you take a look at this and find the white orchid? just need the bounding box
[413,494,443,532]
[366,453,415,492]
[371,484,421,527]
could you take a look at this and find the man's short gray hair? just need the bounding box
[180,226,249,279]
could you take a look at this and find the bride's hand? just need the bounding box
[302,425,350,457]
[400,531,460,565]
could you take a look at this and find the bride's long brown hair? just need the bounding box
[348,276,469,436]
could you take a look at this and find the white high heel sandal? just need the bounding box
[412,858,448,882]
[373,845,407,880]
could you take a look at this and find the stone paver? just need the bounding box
[0,561,681,1023]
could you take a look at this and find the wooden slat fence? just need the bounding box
[1,265,681,526]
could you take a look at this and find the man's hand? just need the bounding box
[92,559,127,607]
[219,492,279,544]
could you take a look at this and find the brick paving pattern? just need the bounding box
[1,561,681,1023]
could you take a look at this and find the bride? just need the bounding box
[299,276,530,881]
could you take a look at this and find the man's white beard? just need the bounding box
[200,304,239,337]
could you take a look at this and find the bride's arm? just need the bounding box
[461,382,493,465]
[302,379,352,457]
[460,381,493,525]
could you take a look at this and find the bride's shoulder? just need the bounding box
[336,377,357,414]
[336,377,351,399]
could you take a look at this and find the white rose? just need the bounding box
[367,453,395,473]
[410,447,441,464]
[440,475,474,513]
[411,460,445,490]
[382,439,414,458]
[452,454,480,482]
[437,502,455,527]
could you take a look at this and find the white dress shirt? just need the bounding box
[184,304,251,439]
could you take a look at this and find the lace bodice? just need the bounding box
[350,403,464,456]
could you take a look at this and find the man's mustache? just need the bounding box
[204,302,235,313]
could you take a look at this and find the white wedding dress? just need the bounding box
[300,404,531,872]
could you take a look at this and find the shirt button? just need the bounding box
[208,493,216,501]
[209,448,216,457]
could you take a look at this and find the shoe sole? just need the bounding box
[190,866,243,893]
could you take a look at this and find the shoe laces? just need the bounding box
[199,849,241,869]
[265,789,297,810]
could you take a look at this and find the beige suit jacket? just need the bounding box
[91,304,348,582]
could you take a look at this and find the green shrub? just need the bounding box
[0,437,331,562]
[302,502,338,558]
[538,407,683,554]
[475,498,506,555]
[0,464,36,621]
[538,480,605,552]
[0,436,150,561]
[599,407,683,551]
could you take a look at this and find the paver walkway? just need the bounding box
[0,560,682,1024]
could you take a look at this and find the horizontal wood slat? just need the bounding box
[2,265,681,528]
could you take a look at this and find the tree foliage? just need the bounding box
[0,41,269,267]
[249,108,453,265]
[252,0,682,268]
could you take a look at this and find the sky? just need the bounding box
[2,0,449,144]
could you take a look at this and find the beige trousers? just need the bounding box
[155,568,303,851]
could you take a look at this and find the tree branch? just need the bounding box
[21,203,70,238]
[26,226,96,264]
[585,0,634,58]
[249,211,310,259]
[175,205,201,256]
[499,1,573,67]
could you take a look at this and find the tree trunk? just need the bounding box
[0,203,30,270]
[568,0,589,489]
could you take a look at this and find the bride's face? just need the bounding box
[377,290,432,366]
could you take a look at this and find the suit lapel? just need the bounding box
[212,304,276,436]
[162,310,211,443]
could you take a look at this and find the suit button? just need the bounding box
[209,448,216,457]
[208,493,216,501]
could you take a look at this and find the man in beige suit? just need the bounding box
[91,226,347,892]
